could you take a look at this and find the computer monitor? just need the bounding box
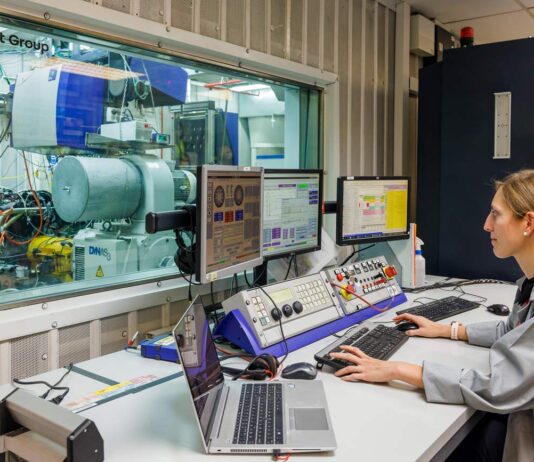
[262,169,323,259]
[196,165,264,284]
[336,176,410,245]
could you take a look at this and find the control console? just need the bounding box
[221,273,344,348]
[324,256,403,315]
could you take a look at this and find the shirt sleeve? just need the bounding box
[466,318,513,347]
[422,318,534,414]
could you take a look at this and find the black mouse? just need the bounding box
[281,362,317,380]
[487,304,510,316]
[396,321,419,332]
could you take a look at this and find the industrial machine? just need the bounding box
[51,155,179,281]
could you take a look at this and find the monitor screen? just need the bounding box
[336,176,410,245]
[263,169,323,259]
[196,165,264,283]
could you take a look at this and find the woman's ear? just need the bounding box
[524,211,534,235]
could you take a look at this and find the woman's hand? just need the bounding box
[330,346,424,388]
[393,313,451,338]
[330,346,398,382]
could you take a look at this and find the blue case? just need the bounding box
[140,334,179,363]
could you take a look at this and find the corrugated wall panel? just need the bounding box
[337,0,349,175]
[306,0,320,67]
[386,8,395,176]
[200,0,221,39]
[139,0,165,23]
[171,0,194,31]
[103,0,131,14]
[269,0,286,58]
[351,0,364,175]
[362,0,376,175]
[323,0,336,73]
[250,0,267,53]
[226,0,246,46]
[376,4,386,175]
[290,0,304,63]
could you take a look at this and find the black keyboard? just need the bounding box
[396,296,479,321]
[315,324,409,370]
[233,383,283,445]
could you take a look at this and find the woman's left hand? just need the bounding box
[329,345,398,383]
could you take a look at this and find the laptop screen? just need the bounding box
[174,296,224,444]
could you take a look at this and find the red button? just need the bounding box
[336,273,344,282]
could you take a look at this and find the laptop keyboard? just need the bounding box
[233,383,283,445]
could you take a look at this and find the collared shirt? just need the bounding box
[422,277,534,462]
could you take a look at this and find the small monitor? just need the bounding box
[196,165,263,283]
[336,176,410,245]
[263,169,323,259]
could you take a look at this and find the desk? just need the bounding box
[0,281,516,462]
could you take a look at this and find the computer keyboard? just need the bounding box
[395,296,479,321]
[314,324,409,370]
[233,383,283,445]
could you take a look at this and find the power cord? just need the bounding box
[12,362,73,405]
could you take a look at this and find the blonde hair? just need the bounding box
[495,170,534,218]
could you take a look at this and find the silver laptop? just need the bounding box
[173,296,337,454]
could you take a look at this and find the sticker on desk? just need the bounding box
[65,374,159,412]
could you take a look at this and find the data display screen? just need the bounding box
[197,165,263,283]
[263,170,322,258]
[336,176,410,246]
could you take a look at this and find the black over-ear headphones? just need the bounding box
[221,353,279,381]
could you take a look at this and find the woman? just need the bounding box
[330,170,534,462]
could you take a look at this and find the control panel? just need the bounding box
[222,273,345,348]
[324,255,403,315]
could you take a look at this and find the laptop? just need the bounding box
[173,296,337,454]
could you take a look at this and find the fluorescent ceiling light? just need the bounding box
[230,84,270,93]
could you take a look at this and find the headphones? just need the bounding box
[221,353,279,381]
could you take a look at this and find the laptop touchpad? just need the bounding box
[293,408,329,431]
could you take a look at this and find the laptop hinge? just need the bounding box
[208,385,230,446]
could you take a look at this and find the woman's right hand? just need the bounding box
[393,313,451,338]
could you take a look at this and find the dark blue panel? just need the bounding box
[225,112,239,165]
[422,38,534,281]
[56,71,105,149]
[129,58,187,105]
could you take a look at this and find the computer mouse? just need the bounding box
[281,362,317,380]
[487,304,510,316]
[396,321,419,332]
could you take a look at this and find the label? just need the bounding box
[96,265,104,277]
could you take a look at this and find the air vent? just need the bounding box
[74,245,85,280]
[229,449,269,453]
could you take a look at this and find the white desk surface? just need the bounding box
[0,280,517,462]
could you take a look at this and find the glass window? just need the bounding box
[0,17,322,308]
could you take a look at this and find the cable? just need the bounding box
[4,151,43,246]
[283,254,295,281]
[293,254,298,277]
[210,281,216,305]
[340,244,375,266]
[255,284,289,367]
[330,281,396,313]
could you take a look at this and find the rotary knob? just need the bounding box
[292,301,304,314]
[281,304,293,318]
[271,307,282,321]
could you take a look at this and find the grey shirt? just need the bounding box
[422,278,534,462]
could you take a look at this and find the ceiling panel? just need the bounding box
[407,0,520,23]
[448,10,534,44]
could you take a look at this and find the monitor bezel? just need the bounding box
[263,168,324,260]
[195,164,264,284]
[336,175,411,246]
